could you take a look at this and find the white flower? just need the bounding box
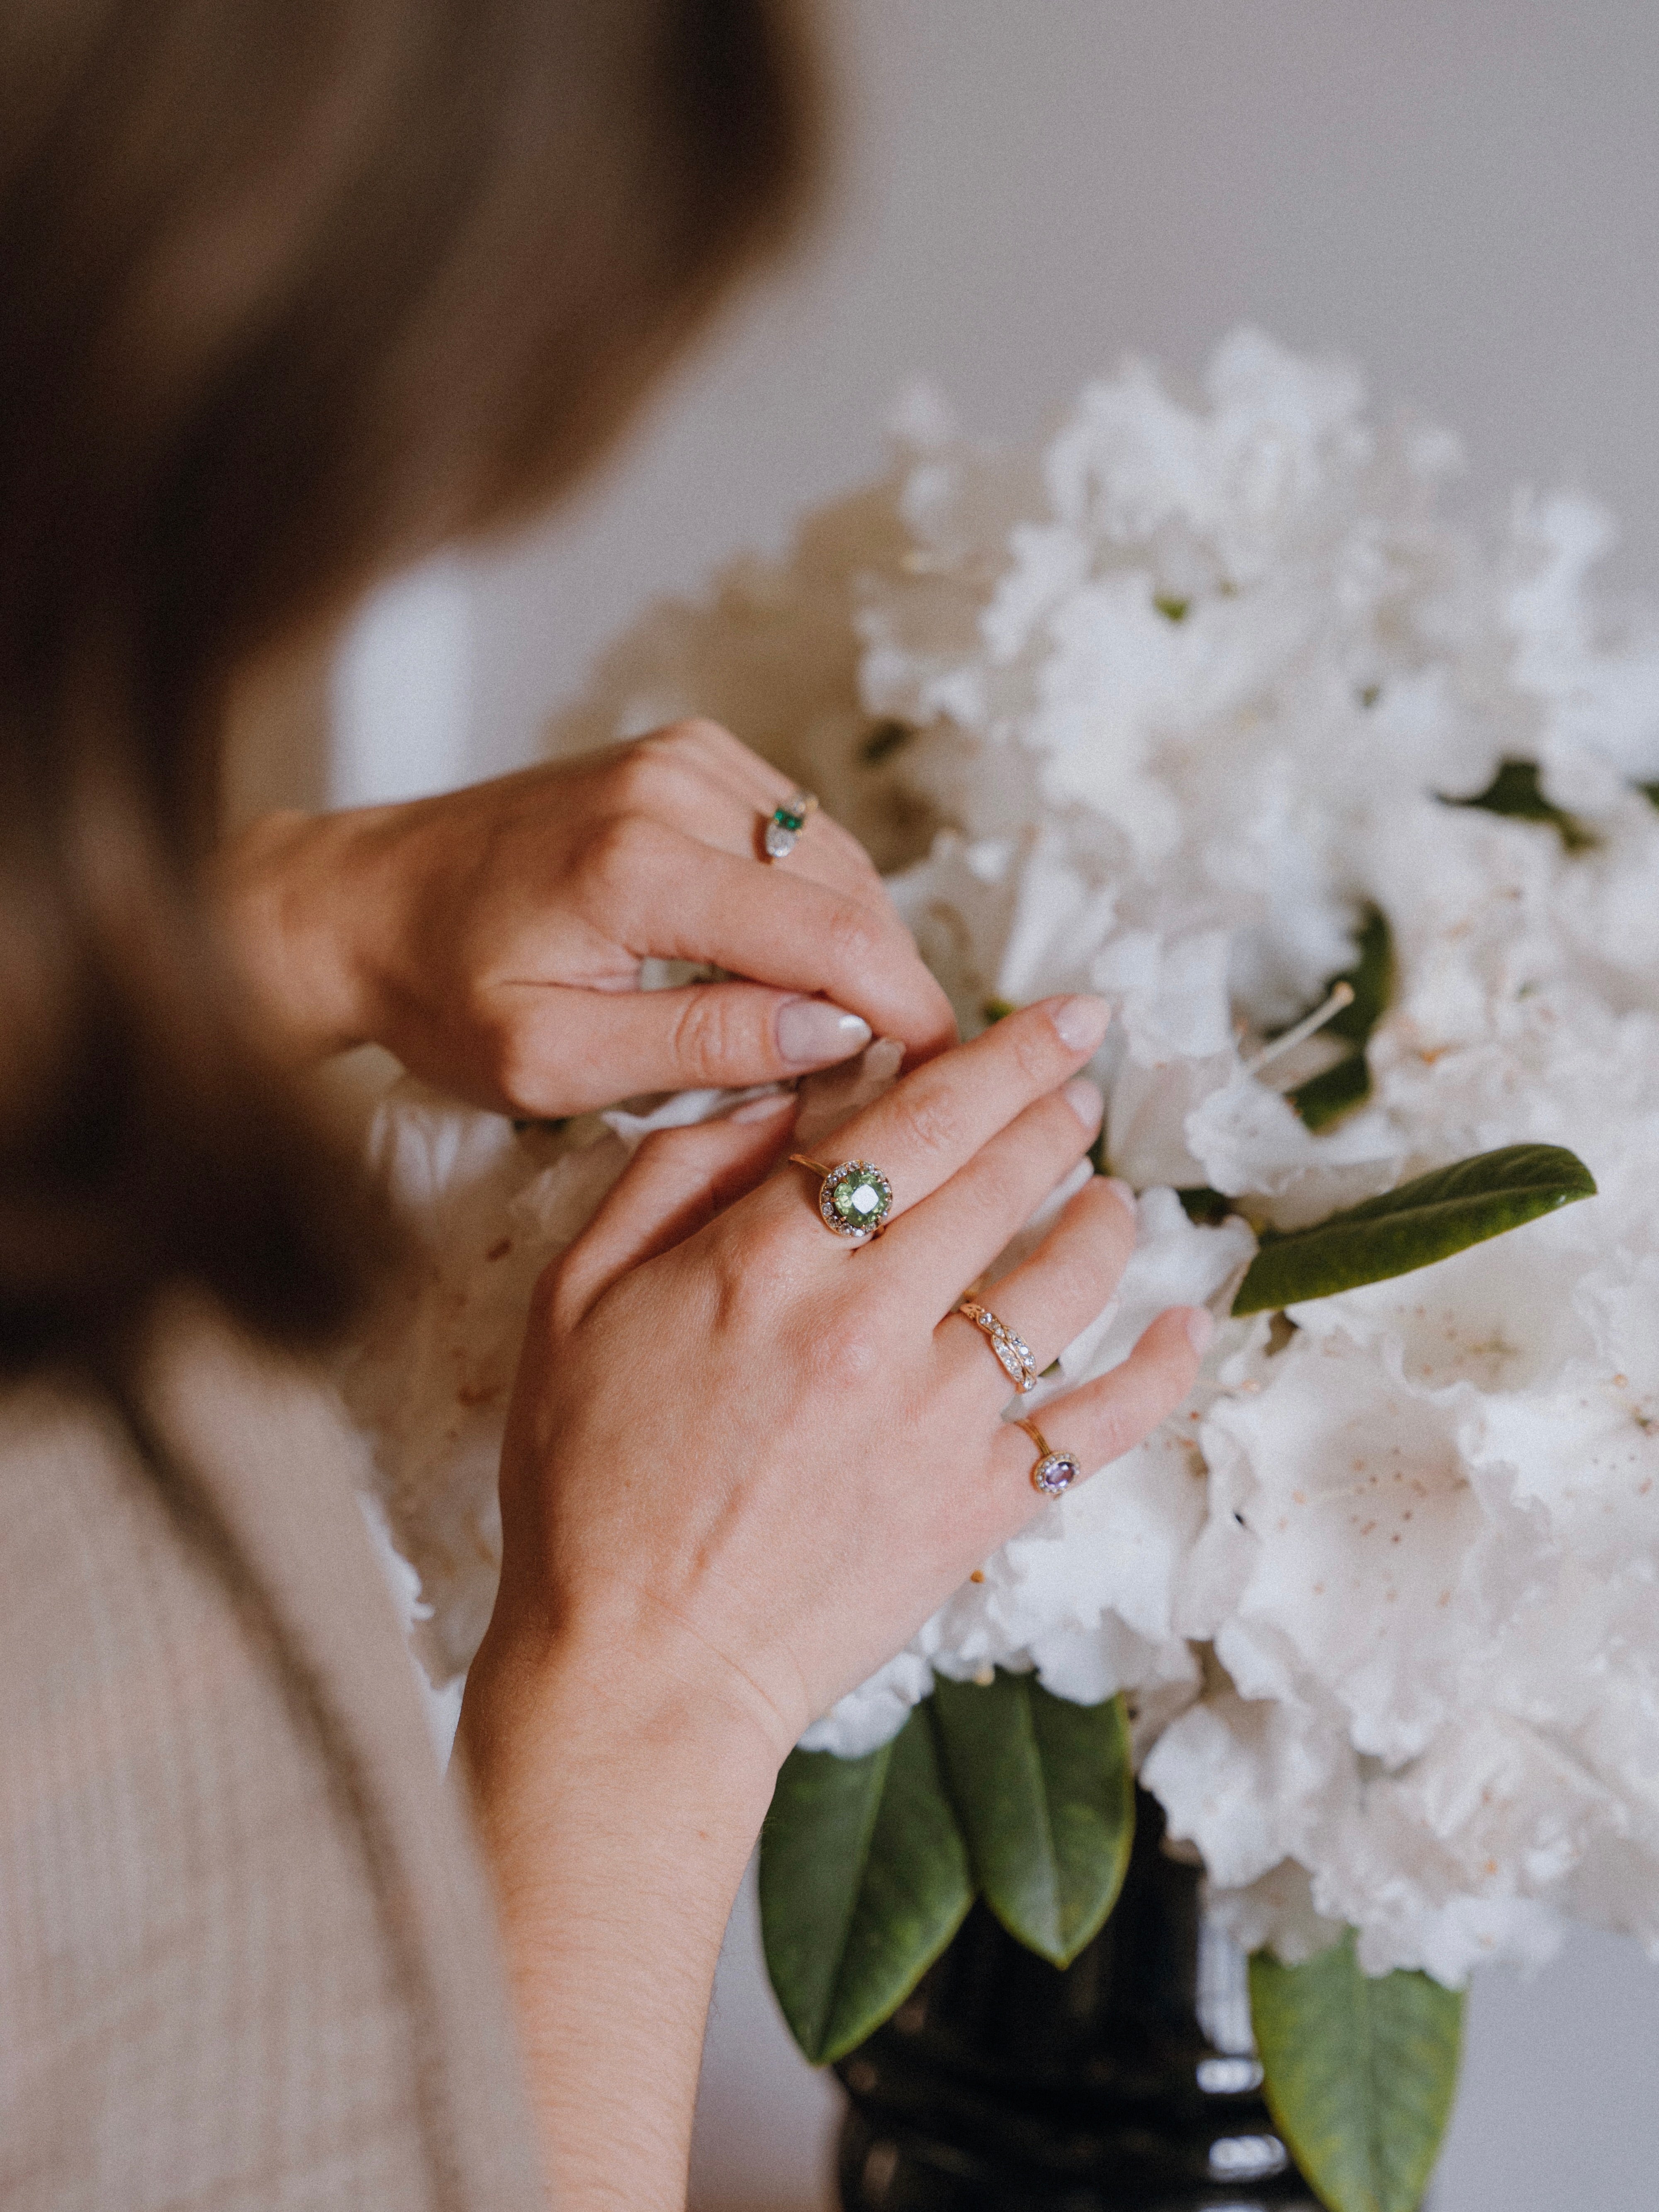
[350,330,1659,1982]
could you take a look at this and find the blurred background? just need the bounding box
[250,4,1659,2204]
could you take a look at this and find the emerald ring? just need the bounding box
[1017,1417,1080,1499]
[956,1300,1038,1393]
[764,788,818,861]
[790,1154,893,1243]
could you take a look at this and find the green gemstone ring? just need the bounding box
[763,788,819,861]
[790,1155,893,1243]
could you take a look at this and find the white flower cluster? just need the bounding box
[344,331,1659,1986]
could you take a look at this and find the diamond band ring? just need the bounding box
[956,1299,1037,1393]
[1017,1417,1080,1498]
[764,789,818,861]
[790,1155,893,1243]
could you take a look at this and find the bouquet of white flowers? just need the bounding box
[342,331,1659,2212]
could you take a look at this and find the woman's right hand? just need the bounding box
[471,992,1209,1769]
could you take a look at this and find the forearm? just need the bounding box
[457,1627,782,2212]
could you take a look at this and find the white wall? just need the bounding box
[331,5,1659,2205]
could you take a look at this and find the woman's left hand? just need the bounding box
[216,717,957,1113]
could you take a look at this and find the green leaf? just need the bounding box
[1177,1184,1234,1225]
[1289,1047,1374,1132]
[1286,905,1394,1132]
[1639,778,1659,811]
[1440,756,1597,852]
[931,1672,1134,1967]
[1250,1932,1464,2212]
[1232,1142,1596,1316]
[759,1706,973,2065]
[1153,592,1191,622]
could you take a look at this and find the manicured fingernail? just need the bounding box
[1184,1307,1215,1356]
[776,998,873,1067]
[1049,994,1112,1054]
[733,1091,795,1124]
[1061,1076,1104,1134]
[1104,1176,1136,1214]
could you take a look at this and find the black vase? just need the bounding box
[833,1789,1319,2212]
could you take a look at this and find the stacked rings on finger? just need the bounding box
[955,1299,1037,1394]
[763,789,818,861]
[1017,1417,1080,1498]
[791,1155,893,1243]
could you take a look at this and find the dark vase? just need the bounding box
[833,1789,1320,2212]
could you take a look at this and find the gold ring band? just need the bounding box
[791,1154,893,1243]
[1017,1416,1080,1498]
[956,1300,1037,1394]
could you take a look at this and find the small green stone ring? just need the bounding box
[791,1155,893,1244]
[763,788,819,861]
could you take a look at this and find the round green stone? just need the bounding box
[827,1164,890,1232]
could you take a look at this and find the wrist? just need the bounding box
[214,807,384,1060]
[458,1610,786,1854]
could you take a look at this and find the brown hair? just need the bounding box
[0,0,817,1377]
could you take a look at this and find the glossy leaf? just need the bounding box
[1250,1933,1464,2212]
[1440,756,1597,852]
[1232,1142,1596,1315]
[932,1672,1134,1966]
[759,1706,973,2065]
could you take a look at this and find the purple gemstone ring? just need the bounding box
[1016,1416,1080,1499]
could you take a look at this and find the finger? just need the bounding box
[489,978,876,1114]
[551,1094,798,1324]
[989,1307,1212,1492]
[620,721,893,916]
[777,996,1113,1229]
[881,1076,1106,1303]
[934,1174,1138,1397]
[561,814,956,1064]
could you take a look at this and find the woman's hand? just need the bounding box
[216,718,956,1113]
[458,996,1210,2212]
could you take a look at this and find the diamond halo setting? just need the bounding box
[818,1161,893,1242]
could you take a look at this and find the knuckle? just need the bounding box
[713,1205,798,1319]
[806,1314,884,1395]
[668,988,757,1082]
[579,809,663,902]
[893,1078,965,1162]
[1007,1012,1065,1086]
[822,896,885,977]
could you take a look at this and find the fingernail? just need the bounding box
[1184,1307,1215,1357]
[1061,1076,1104,1134]
[1104,1175,1137,1215]
[776,998,873,1067]
[733,1091,795,1124]
[1049,994,1112,1054]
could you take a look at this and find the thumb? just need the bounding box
[493,979,872,1115]
[549,1093,798,1323]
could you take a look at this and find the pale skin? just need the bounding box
[220,717,1209,2212]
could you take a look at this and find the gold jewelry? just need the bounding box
[1017,1416,1080,1498]
[764,789,819,861]
[791,1154,893,1243]
[956,1300,1037,1393]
